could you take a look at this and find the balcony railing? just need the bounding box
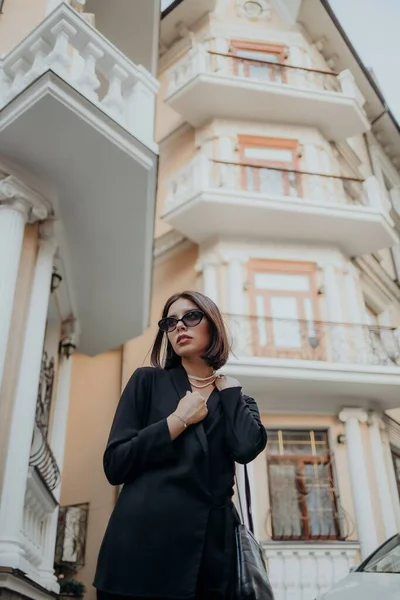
[166,45,364,107]
[0,2,158,147]
[225,314,400,367]
[264,541,360,600]
[164,155,378,213]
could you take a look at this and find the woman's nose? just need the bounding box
[176,320,187,332]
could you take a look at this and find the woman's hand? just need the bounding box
[215,374,241,391]
[174,391,208,426]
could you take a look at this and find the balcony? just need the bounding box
[165,46,370,141]
[162,156,397,255]
[0,2,159,355]
[223,315,400,412]
[264,541,360,600]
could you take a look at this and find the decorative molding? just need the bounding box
[353,255,400,304]
[0,175,52,223]
[236,0,272,20]
[339,407,368,424]
[153,229,190,265]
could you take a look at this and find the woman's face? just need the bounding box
[167,298,211,360]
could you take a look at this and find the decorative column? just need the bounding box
[38,322,77,588]
[227,257,246,355]
[199,258,219,303]
[368,413,398,539]
[339,408,378,558]
[344,265,368,363]
[323,264,347,362]
[0,176,50,394]
[0,222,57,572]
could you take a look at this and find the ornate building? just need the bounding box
[1,2,400,600]
[0,1,159,599]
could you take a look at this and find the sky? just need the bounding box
[160,0,400,124]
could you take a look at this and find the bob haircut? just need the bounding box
[150,291,230,371]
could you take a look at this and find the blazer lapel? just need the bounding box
[206,388,221,421]
[168,365,208,456]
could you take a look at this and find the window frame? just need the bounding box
[230,40,288,83]
[266,428,342,542]
[247,259,323,359]
[238,135,302,197]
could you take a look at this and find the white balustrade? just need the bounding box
[164,155,211,212]
[167,45,209,97]
[0,2,158,148]
[20,468,57,585]
[264,542,360,600]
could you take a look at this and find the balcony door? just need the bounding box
[238,136,301,197]
[248,260,322,359]
[230,40,287,83]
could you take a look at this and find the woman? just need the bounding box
[94,291,267,600]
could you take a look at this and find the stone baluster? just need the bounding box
[48,21,77,79]
[73,41,103,101]
[102,64,129,120]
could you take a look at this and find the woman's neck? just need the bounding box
[181,357,214,379]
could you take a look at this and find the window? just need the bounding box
[55,504,89,572]
[238,136,301,197]
[230,40,287,83]
[267,430,342,541]
[248,260,321,359]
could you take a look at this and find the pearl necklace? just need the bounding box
[187,371,217,389]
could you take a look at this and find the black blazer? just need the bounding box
[93,365,267,598]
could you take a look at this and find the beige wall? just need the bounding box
[0,0,46,54]
[60,349,123,600]
[0,224,38,494]
[154,125,196,239]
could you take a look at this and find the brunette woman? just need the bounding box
[94,291,267,600]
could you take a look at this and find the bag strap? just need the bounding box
[235,464,254,534]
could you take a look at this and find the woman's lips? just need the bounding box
[177,335,192,344]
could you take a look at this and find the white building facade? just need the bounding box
[0,1,160,599]
[156,0,400,598]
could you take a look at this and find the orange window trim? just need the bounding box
[230,39,287,62]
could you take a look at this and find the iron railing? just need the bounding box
[29,350,61,492]
[225,314,400,367]
[208,50,341,93]
[212,160,366,206]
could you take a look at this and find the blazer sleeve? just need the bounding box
[220,387,267,464]
[103,368,176,485]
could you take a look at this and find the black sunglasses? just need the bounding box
[158,309,205,333]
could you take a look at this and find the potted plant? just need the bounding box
[58,578,86,599]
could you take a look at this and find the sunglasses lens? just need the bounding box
[183,310,203,327]
[158,318,176,332]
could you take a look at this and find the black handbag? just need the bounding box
[235,464,275,600]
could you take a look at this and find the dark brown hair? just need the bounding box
[150,291,230,370]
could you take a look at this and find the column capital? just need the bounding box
[38,220,58,253]
[339,407,368,424]
[0,175,52,223]
[367,411,385,429]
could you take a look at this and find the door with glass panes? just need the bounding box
[230,40,287,83]
[248,260,323,360]
[238,136,302,198]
